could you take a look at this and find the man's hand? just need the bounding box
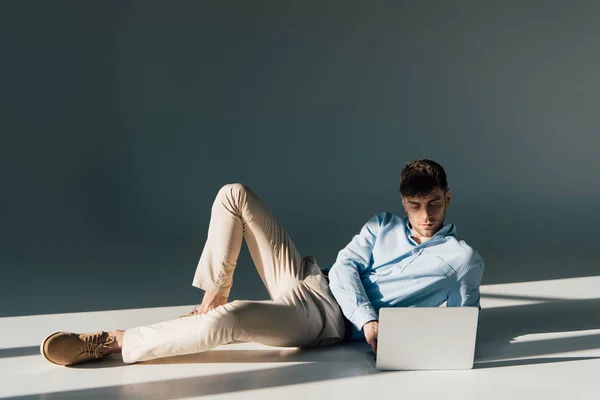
[198,291,228,314]
[363,320,379,353]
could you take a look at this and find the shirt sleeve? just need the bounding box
[328,213,381,331]
[446,261,485,308]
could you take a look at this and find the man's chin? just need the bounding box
[418,226,438,236]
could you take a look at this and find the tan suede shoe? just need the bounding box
[41,331,115,366]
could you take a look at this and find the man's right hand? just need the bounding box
[197,291,228,314]
[363,320,379,353]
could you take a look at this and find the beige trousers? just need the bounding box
[122,183,345,363]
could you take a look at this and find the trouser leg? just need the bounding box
[192,183,306,300]
[123,294,316,363]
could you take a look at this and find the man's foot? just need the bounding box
[41,331,119,366]
[180,304,201,318]
[180,291,228,318]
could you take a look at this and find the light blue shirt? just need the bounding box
[327,212,484,340]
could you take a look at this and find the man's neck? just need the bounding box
[408,220,442,245]
[411,235,432,245]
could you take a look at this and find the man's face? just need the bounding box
[402,187,451,239]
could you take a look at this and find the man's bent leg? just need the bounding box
[190,183,345,347]
[192,183,306,300]
[123,299,314,363]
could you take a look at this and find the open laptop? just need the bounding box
[373,307,479,370]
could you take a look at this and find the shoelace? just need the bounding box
[82,333,115,358]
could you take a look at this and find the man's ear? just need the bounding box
[445,189,452,207]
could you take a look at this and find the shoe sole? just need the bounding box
[40,332,65,365]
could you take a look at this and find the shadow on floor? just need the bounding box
[144,342,370,365]
[69,341,374,369]
[0,346,40,359]
[475,297,600,365]
[474,356,600,369]
[11,352,380,400]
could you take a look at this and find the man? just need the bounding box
[41,159,483,365]
[327,159,484,353]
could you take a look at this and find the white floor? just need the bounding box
[2,276,600,400]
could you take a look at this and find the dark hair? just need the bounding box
[399,159,448,197]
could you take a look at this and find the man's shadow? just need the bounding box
[20,342,378,400]
[474,296,600,368]
[74,340,375,368]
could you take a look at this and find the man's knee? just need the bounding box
[217,183,249,200]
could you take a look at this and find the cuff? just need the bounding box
[349,304,379,331]
[192,279,231,298]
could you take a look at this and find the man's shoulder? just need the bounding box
[367,212,404,226]
[439,237,484,274]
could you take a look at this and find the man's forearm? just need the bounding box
[328,263,378,331]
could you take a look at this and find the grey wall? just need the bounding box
[2,1,599,317]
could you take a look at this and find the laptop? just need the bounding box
[373,307,479,370]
